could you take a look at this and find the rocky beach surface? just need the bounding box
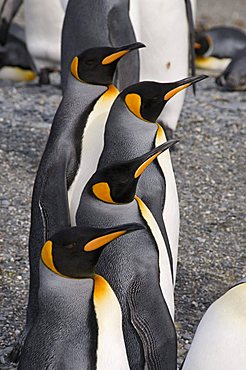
[1,1,246,368]
[0,75,245,369]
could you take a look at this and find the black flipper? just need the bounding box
[185,0,196,94]
[108,3,140,91]
[127,278,177,370]
[0,0,23,45]
[39,162,71,240]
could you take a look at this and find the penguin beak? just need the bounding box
[84,223,144,251]
[134,140,179,178]
[194,42,202,49]
[163,75,208,101]
[102,42,145,65]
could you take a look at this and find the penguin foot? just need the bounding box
[38,67,56,85]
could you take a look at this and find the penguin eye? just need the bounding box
[85,59,96,66]
[120,177,130,184]
[64,243,76,249]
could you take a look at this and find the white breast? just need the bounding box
[24,0,65,69]
[59,0,68,10]
[130,0,197,130]
[94,275,130,370]
[68,86,119,226]
[182,283,246,370]
[135,196,174,318]
[155,125,179,283]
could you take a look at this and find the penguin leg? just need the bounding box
[108,4,140,91]
[127,278,177,370]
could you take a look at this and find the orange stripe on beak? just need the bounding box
[134,151,161,178]
[164,83,191,101]
[84,231,126,252]
[102,50,129,65]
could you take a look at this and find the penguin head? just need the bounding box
[195,32,213,56]
[41,224,144,278]
[90,140,178,204]
[121,75,208,122]
[70,42,145,85]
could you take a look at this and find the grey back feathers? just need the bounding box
[61,0,139,91]
[18,263,97,370]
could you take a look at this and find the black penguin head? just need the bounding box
[41,224,144,278]
[121,75,208,122]
[195,32,213,56]
[70,42,145,85]
[90,140,178,204]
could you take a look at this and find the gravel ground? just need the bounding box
[197,0,246,29]
[0,75,245,369]
[1,2,246,368]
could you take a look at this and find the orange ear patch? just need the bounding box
[102,50,129,65]
[125,93,145,120]
[41,241,63,277]
[70,57,81,81]
[84,231,126,252]
[92,182,116,204]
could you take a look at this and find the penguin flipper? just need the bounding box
[108,4,139,90]
[39,164,71,240]
[127,278,177,370]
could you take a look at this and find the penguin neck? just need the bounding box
[97,96,157,169]
[39,262,98,367]
[39,261,95,315]
[65,73,108,99]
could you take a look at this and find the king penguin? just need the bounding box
[10,42,143,363]
[61,0,139,92]
[97,75,207,284]
[195,26,246,73]
[129,0,197,131]
[76,142,178,370]
[215,47,246,91]
[0,30,36,81]
[0,1,36,81]
[18,223,143,370]
[181,278,246,370]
